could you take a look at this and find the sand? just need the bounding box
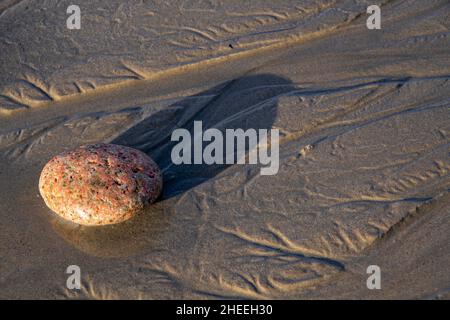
[0,0,449,299]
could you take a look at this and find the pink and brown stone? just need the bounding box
[39,143,163,226]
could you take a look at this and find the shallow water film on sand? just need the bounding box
[0,0,449,299]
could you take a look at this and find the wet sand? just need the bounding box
[0,0,449,299]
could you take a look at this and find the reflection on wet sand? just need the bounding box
[50,201,171,258]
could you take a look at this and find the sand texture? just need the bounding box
[0,0,449,299]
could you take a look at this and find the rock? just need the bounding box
[39,143,163,226]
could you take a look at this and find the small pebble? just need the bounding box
[39,143,162,226]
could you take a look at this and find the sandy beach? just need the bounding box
[0,0,449,299]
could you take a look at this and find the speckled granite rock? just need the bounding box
[39,143,162,226]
